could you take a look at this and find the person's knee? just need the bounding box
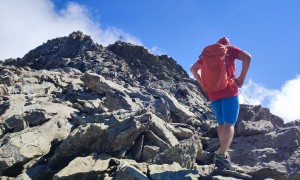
[223,124,235,133]
[224,119,236,125]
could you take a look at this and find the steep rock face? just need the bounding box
[0,31,299,179]
[8,31,101,70]
[107,41,189,82]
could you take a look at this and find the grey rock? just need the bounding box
[141,144,160,162]
[149,114,179,147]
[153,134,202,169]
[49,113,152,168]
[148,162,199,180]
[0,32,297,179]
[237,119,274,136]
[0,103,75,175]
[114,165,148,180]
[53,154,111,180]
[144,130,171,151]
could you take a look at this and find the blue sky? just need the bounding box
[1,0,299,122]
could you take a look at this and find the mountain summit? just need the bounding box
[0,32,299,179]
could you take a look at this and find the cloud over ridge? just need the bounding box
[240,76,300,123]
[0,0,142,60]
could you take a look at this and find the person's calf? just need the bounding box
[218,124,234,153]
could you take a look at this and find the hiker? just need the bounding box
[190,37,251,170]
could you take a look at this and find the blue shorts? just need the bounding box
[210,96,239,125]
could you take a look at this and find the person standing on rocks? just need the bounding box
[190,37,251,170]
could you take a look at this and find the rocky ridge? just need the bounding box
[0,31,299,179]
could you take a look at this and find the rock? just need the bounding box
[53,154,111,180]
[149,114,179,147]
[0,32,297,179]
[141,144,160,162]
[238,104,284,129]
[237,119,274,136]
[148,162,200,179]
[211,168,253,179]
[48,113,152,169]
[246,163,289,180]
[284,119,300,127]
[11,31,101,71]
[131,135,144,161]
[144,130,171,151]
[0,84,8,96]
[0,103,75,175]
[153,134,202,169]
[113,165,148,180]
[167,123,194,140]
[0,94,26,123]
[230,126,300,177]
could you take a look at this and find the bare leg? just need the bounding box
[217,124,234,156]
[217,124,224,147]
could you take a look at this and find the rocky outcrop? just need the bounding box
[0,32,299,179]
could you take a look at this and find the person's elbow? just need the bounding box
[239,51,252,62]
[245,53,252,62]
[190,63,198,75]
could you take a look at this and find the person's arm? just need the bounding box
[190,61,201,83]
[235,51,251,87]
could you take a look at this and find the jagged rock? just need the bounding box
[107,41,189,82]
[144,130,171,151]
[153,134,202,169]
[0,94,27,136]
[0,32,298,179]
[0,84,8,96]
[81,72,126,95]
[148,162,200,179]
[284,119,300,127]
[54,155,150,180]
[237,119,274,136]
[245,164,289,180]
[81,72,140,111]
[194,164,215,177]
[149,97,171,121]
[48,113,152,169]
[131,134,144,161]
[2,114,27,134]
[167,123,195,140]
[197,150,214,165]
[202,137,220,153]
[230,126,300,177]
[0,103,76,175]
[53,154,111,180]
[11,31,102,71]
[16,164,54,180]
[141,144,160,162]
[0,94,26,122]
[149,114,179,147]
[238,104,284,129]
[113,165,148,180]
[211,168,253,179]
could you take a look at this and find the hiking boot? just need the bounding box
[213,152,231,164]
[214,152,245,172]
[215,157,238,171]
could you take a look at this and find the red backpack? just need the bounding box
[198,43,229,92]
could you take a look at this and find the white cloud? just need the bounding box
[149,46,167,56]
[240,76,300,123]
[239,79,279,105]
[269,75,300,122]
[0,0,142,60]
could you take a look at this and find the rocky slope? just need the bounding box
[0,31,299,179]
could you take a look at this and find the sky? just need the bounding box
[1,0,300,122]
